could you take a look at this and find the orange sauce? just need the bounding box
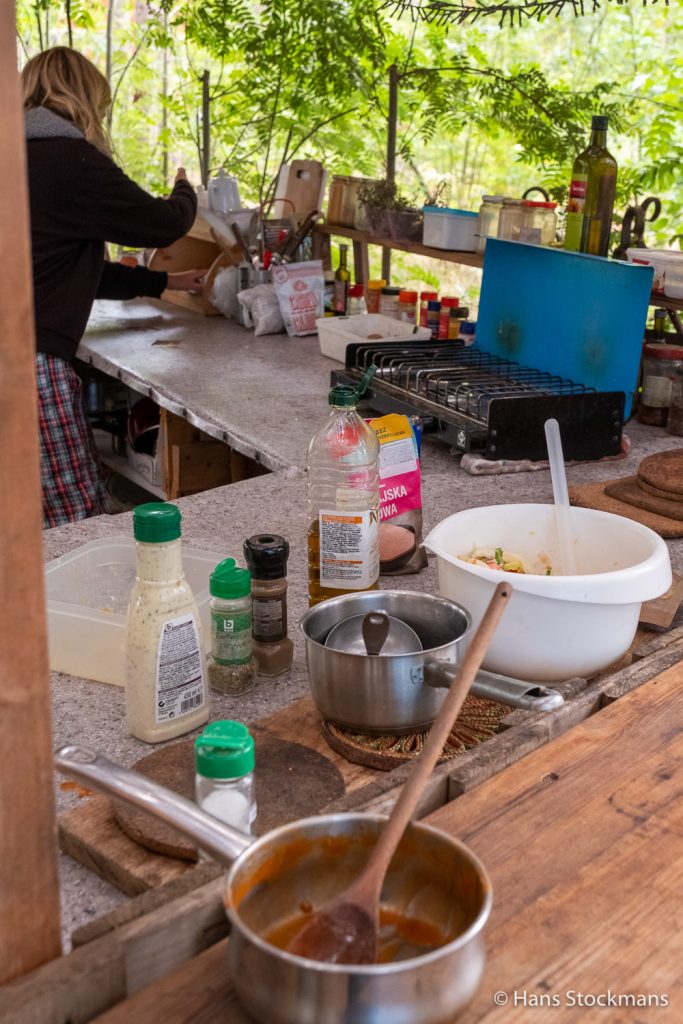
[263,906,450,964]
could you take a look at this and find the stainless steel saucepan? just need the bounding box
[55,745,491,1024]
[301,590,564,734]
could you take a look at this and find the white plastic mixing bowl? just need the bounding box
[424,504,672,681]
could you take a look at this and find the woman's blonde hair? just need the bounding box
[22,47,112,154]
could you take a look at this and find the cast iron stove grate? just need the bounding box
[332,340,625,462]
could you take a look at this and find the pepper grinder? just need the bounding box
[243,534,294,676]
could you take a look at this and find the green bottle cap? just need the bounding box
[195,720,255,778]
[591,115,608,131]
[328,364,378,407]
[133,502,181,543]
[210,558,251,598]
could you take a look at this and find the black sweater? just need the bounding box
[26,133,197,361]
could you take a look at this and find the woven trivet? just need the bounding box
[321,695,506,772]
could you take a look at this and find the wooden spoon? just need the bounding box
[286,580,512,964]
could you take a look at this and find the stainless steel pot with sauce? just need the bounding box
[301,590,563,734]
[55,746,492,1024]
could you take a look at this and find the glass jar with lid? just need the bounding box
[477,195,505,253]
[667,367,683,436]
[637,342,683,427]
[496,198,524,241]
[379,286,401,319]
[518,200,558,246]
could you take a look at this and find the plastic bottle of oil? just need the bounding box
[307,366,380,606]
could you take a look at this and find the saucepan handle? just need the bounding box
[423,663,565,712]
[55,745,253,865]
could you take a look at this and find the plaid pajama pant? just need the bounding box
[36,352,107,529]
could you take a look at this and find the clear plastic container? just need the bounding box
[307,371,380,606]
[477,195,504,254]
[519,200,558,246]
[347,284,367,316]
[195,721,256,834]
[497,198,524,241]
[45,537,219,686]
[398,290,418,324]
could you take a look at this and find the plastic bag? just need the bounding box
[236,284,285,336]
[210,266,240,319]
[272,260,324,336]
[368,413,428,575]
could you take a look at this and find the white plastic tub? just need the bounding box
[422,206,479,252]
[626,247,683,296]
[316,313,431,362]
[45,537,221,685]
[424,504,671,681]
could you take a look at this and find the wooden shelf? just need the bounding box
[315,222,484,269]
[318,223,683,317]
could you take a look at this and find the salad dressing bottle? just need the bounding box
[125,503,209,743]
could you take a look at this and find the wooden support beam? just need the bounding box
[0,1,62,980]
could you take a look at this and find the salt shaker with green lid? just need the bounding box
[195,720,256,834]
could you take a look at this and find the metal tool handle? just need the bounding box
[424,664,564,712]
[55,745,253,865]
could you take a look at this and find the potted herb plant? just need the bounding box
[357,180,423,241]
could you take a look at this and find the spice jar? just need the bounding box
[638,342,683,427]
[438,296,459,339]
[379,286,401,319]
[398,290,418,325]
[477,195,504,254]
[518,200,558,246]
[419,291,438,327]
[243,534,294,677]
[668,368,683,436]
[195,720,256,834]
[366,279,386,314]
[208,559,257,695]
[497,198,524,241]
[347,283,367,316]
[426,300,441,339]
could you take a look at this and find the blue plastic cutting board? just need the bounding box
[476,239,654,417]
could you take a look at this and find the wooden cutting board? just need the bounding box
[569,479,683,537]
[58,697,365,895]
[271,160,326,217]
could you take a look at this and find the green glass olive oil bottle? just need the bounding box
[564,115,618,257]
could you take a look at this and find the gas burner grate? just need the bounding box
[333,341,625,462]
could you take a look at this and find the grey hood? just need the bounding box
[25,106,84,141]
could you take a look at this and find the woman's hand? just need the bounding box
[166,269,205,294]
[175,167,188,184]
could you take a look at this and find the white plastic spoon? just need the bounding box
[544,418,578,576]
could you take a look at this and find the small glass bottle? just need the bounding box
[243,534,294,676]
[638,342,683,427]
[333,244,350,315]
[125,503,208,743]
[208,559,257,695]
[366,279,386,314]
[347,283,367,316]
[195,720,256,834]
[438,296,459,339]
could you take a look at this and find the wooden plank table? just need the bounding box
[83,656,683,1023]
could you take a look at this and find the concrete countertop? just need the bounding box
[50,424,682,947]
[53,298,682,947]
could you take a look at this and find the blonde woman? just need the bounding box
[23,46,202,527]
